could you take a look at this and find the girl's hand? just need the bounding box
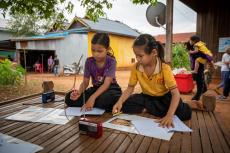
[70,90,80,101]
[112,102,123,114]
[81,96,96,111]
[155,114,174,128]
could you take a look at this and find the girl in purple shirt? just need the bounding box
[65,33,121,112]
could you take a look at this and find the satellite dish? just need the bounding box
[146,2,166,29]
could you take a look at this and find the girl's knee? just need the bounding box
[176,103,192,121]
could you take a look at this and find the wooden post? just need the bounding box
[165,0,174,63]
[20,41,28,85]
[23,49,27,85]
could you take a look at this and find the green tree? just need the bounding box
[1,0,157,22]
[0,59,25,86]
[7,13,67,36]
[172,43,191,70]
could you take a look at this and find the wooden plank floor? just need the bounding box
[0,95,230,153]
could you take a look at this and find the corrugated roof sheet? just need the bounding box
[11,28,88,41]
[81,18,140,37]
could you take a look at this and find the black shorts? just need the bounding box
[121,92,192,121]
[65,84,122,112]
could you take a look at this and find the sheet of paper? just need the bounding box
[103,114,147,134]
[132,119,173,141]
[0,133,43,153]
[132,115,192,140]
[38,109,72,125]
[166,116,192,132]
[60,107,105,116]
[5,106,54,122]
[5,106,73,125]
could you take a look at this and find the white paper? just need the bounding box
[103,114,192,141]
[5,106,54,121]
[37,109,72,125]
[132,119,173,141]
[60,107,105,116]
[132,115,192,133]
[5,106,72,125]
[166,116,192,132]
[0,133,43,153]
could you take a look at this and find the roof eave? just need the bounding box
[11,36,65,42]
[88,29,139,38]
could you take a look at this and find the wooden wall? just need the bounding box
[180,0,230,77]
[196,0,230,61]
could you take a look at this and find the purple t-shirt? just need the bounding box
[84,55,117,86]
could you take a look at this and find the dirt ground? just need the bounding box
[0,71,229,135]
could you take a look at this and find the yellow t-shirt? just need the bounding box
[194,41,213,57]
[128,58,177,96]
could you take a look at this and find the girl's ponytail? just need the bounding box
[107,47,115,59]
[155,41,165,63]
[133,34,165,63]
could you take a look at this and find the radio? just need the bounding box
[42,91,55,103]
[79,118,103,138]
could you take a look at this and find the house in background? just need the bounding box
[0,18,16,61]
[154,32,196,44]
[12,16,140,72]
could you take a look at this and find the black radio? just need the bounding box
[42,91,55,103]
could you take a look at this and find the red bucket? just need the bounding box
[174,74,194,93]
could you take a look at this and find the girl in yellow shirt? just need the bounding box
[113,34,191,128]
[189,35,214,73]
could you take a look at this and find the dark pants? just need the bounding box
[121,92,192,121]
[65,84,122,112]
[223,74,230,97]
[192,63,207,100]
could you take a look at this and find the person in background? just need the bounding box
[204,63,214,89]
[189,35,214,74]
[215,48,230,95]
[217,47,230,100]
[47,55,54,72]
[53,55,59,76]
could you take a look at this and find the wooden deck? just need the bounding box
[0,94,230,153]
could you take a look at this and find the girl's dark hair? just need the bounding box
[133,34,165,62]
[185,41,194,50]
[190,35,200,43]
[91,33,115,58]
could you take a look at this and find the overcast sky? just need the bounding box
[0,0,197,35]
[68,0,197,35]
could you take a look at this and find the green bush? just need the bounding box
[0,59,25,86]
[172,43,191,70]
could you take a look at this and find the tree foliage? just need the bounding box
[7,13,67,36]
[0,59,25,86]
[1,0,158,22]
[172,43,191,70]
[0,0,73,19]
[1,0,158,36]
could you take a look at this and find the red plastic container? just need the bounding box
[174,74,194,93]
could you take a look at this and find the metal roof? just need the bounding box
[10,28,88,41]
[79,18,140,38]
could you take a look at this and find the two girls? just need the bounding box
[66,33,191,128]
